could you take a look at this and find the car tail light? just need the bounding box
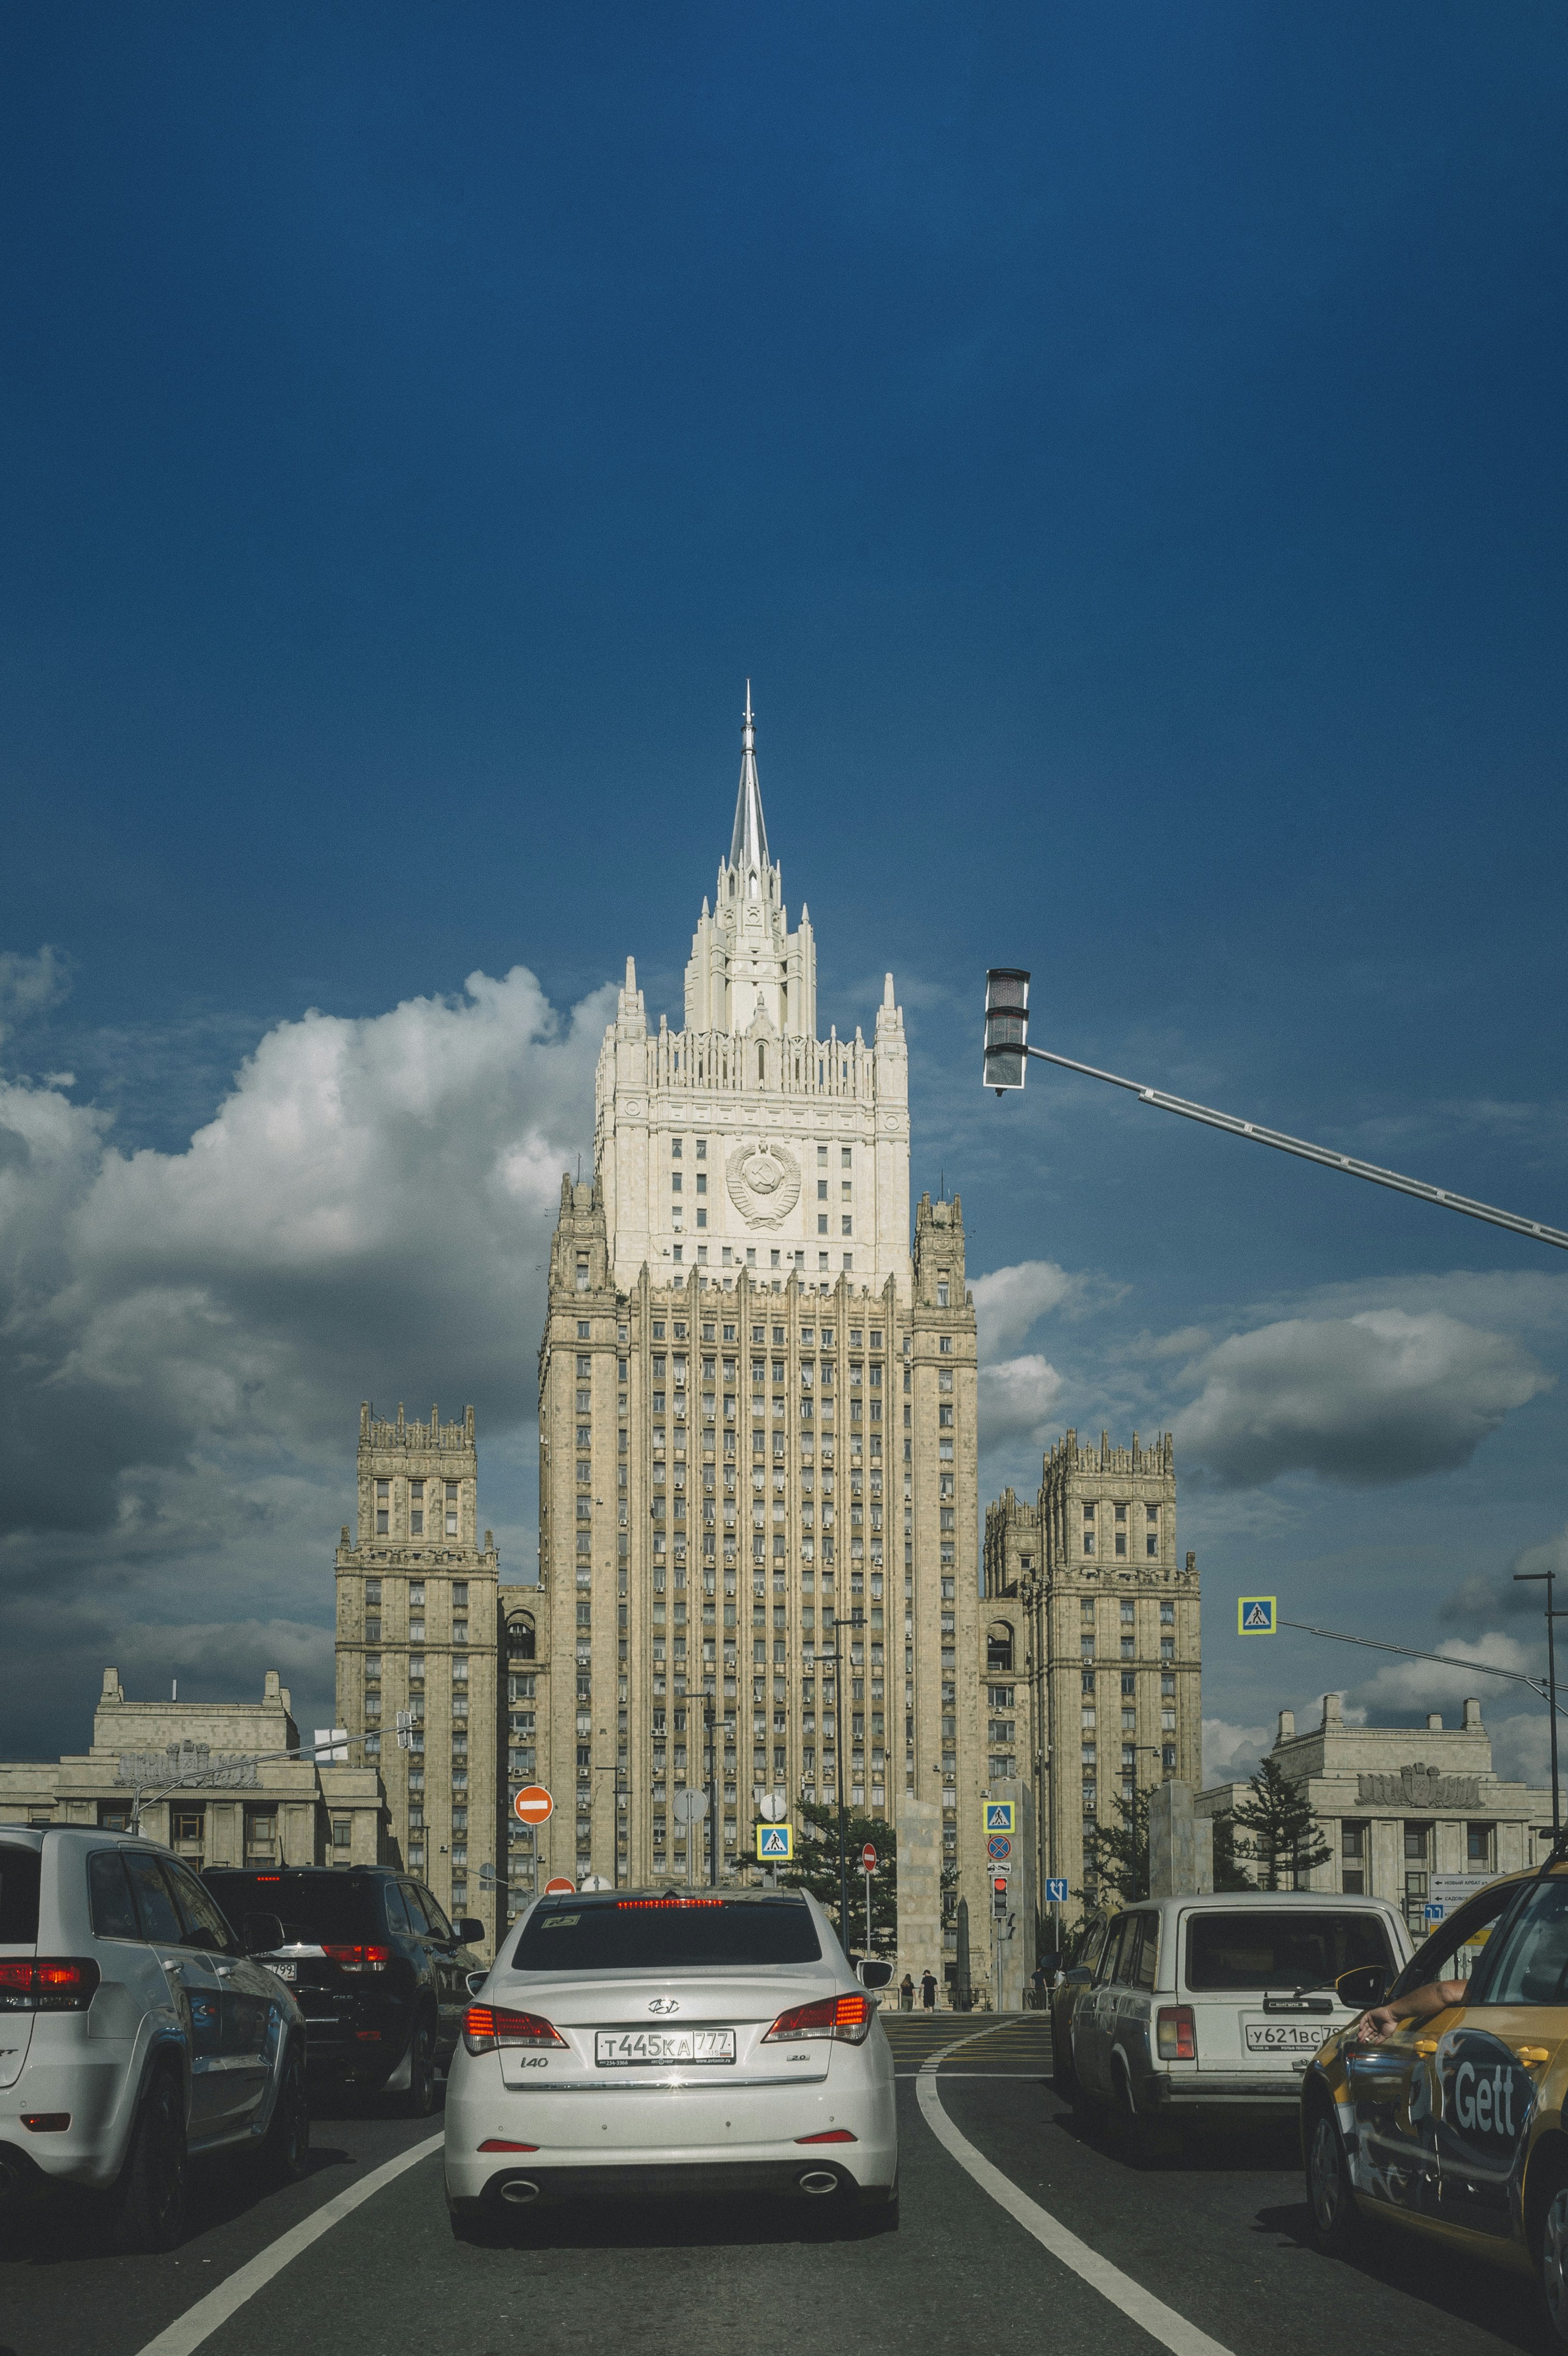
[321,1945,392,1973]
[479,2138,540,2152]
[762,1993,871,2047]
[463,2004,568,2056]
[0,1959,101,2013]
[1156,2005,1197,2061]
[796,2128,857,2143]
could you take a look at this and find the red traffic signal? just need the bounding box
[992,1876,1008,1895]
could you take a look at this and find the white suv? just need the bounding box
[1058,1890,1412,2146]
[0,1827,310,2249]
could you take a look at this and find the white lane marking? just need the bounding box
[916,2029,1236,2356]
[133,2133,443,2356]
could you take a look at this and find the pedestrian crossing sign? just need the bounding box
[1238,1597,1277,1634]
[984,1802,1016,1834]
[756,1823,793,1861]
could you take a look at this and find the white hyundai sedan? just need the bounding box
[444,1886,896,2239]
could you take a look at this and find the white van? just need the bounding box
[1058,1890,1411,2144]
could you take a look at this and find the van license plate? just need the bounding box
[595,2030,736,2067]
[1244,2020,1324,2052]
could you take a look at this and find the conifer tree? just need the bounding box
[1231,1756,1331,1890]
[774,1799,898,1953]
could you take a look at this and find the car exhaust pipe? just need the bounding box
[498,2178,539,2205]
[797,2169,840,2196]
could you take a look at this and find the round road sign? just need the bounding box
[543,1876,575,1895]
[513,1784,553,1826]
[861,1844,878,1872]
[987,1836,1011,1861]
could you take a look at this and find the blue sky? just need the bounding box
[1,3,1564,1777]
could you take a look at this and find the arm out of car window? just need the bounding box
[1357,1977,1469,2043]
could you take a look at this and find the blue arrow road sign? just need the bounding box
[1044,1879,1070,1904]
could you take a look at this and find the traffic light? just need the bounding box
[992,1875,1009,1916]
[983,969,1030,1092]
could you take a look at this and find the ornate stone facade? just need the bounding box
[333,1402,502,1945]
[518,697,983,1974]
[984,1431,1201,1930]
[1199,1694,1556,1936]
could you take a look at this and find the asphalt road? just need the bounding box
[2,2016,1561,2356]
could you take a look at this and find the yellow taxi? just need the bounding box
[1302,1862,1568,2338]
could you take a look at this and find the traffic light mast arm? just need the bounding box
[990,1036,1568,1253]
[1279,1616,1568,1720]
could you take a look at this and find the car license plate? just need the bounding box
[594,2029,736,2068]
[1244,2020,1324,2052]
[266,1961,297,1983]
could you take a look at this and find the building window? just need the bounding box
[672,1137,683,1158]
[1467,1821,1495,1868]
[376,1478,390,1536]
[936,1279,949,1308]
[841,1216,852,1236]
[409,1478,424,1536]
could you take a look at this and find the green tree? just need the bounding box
[1083,1785,1151,1906]
[1230,1757,1331,1891]
[773,1800,898,1955]
[1211,1812,1253,1891]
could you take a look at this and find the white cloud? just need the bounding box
[1172,1309,1550,1489]
[976,1353,1064,1450]
[0,964,608,1756]
[0,945,71,1043]
[1348,1630,1537,1719]
[1488,1711,1555,1786]
[1202,1719,1271,1786]
[970,1259,1081,1360]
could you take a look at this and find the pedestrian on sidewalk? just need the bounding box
[899,1973,915,2011]
[920,1969,937,2011]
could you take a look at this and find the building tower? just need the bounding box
[524,694,984,1969]
[983,1431,1200,1925]
[334,1402,502,1945]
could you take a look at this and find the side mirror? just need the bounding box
[242,1912,285,1955]
[1336,1964,1389,2009]
[465,1969,489,1998]
[858,1959,894,1989]
[1063,1965,1092,1986]
[454,1918,485,1946]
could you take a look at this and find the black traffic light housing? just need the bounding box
[983,969,1031,1093]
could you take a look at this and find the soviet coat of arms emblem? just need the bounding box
[726,1139,802,1229]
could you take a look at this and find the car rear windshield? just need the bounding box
[1185,1909,1392,1993]
[0,1846,40,1943]
[512,1894,823,1972]
[204,1871,382,1945]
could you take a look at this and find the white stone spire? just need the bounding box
[728,679,770,876]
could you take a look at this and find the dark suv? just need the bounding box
[203,1866,483,2115]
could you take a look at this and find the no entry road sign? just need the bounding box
[861,1844,878,1872]
[512,1785,553,1826]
